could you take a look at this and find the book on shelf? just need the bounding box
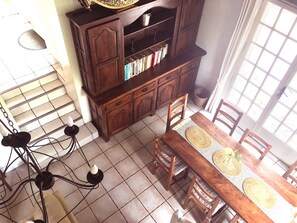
[124,43,169,81]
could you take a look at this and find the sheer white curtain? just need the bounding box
[205,0,265,112]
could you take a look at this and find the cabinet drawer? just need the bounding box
[181,60,199,74]
[105,94,132,112]
[134,82,156,98]
[158,70,179,85]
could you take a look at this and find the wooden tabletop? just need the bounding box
[162,112,297,223]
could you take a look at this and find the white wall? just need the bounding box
[195,0,244,94]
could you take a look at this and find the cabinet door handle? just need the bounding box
[141,87,148,92]
[115,101,122,106]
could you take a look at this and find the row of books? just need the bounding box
[124,43,168,81]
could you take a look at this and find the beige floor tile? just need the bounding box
[142,114,160,125]
[75,207,99,223]
[167,189,193,215]
[101,167,123,191]
[7,198,34,222]
[135,127,156,145]
[126,170,152,195]
[148,119,166,136]
[95,136,118,152]
[63,149,86,170]
[154,176,181,200]
[140,215,156,223]
[90,194,118,222]
[120,135,143,155]
[114,128,133,142]
[138,185,165,213]
[129,120,146,133]
[115,157,140,179]
[109,182,135,208]
[52,175,78,196]
[64,189,89,214]
[121,198,148,223]
[81,141,103,161]
[105,144,128,165]
[90,153,113,172]
[150,202,174,223]
[155,106,168,118]
[142,164,164,184]
[131,147,153,169]
[103,210,127,223]
[182,207,205,222]
[80,182,106,205]
[145,140,154,154]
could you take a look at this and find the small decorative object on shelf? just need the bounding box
[141,10,151,27]
[78,0,139,10]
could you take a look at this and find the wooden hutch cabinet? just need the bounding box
[67,0,206,141]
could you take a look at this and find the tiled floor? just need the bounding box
[1,100,290,223]
[0,10,59,93]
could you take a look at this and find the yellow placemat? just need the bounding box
[185,126,212,150]
[212,150,242,176]
[243,178,277,209]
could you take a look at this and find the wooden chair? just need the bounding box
[229,214,245,223]
[184,175,225,223]
[152,137,189,190]
[212,99,243,136]
[282,160,297,187]
[239,129,272,160]
[0,170,12,191]
[166,94,188,132]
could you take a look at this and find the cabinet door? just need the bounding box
[134,91,156,122]
[88,19,124,95]
[156,78,178,108]
[177,69,196,97]
[107,103,132,136]
[175,0,204,56]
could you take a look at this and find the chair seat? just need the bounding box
[158,139,188,175]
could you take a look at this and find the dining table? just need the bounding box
[162,112,297,223]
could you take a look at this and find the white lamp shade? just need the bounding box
[67,116,74,127]
[90,164,98,175]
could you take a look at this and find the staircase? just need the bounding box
[1,71,98,168]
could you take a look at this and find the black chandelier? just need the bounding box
[0,102,103,223]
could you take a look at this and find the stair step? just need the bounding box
[17,99,74,129]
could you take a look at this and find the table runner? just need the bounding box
[173,118,294,223]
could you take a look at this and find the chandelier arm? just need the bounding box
[38,183,49,223]
[0,212,17,223]
[3,147,17,173]
[53,174,99,189]
[0,178,34,206]
[73,137,91,168]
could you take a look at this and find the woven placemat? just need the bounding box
[185,126,212,150]
[243,178,277,209]
[212,150,242,176]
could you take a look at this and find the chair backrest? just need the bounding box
[229,214,241,223]
[212,99,243,136]
[166,94,188,132]
[239,129,272,160]
[186,176,222,223]
[153,137,175,174]
[283,160,297,187]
